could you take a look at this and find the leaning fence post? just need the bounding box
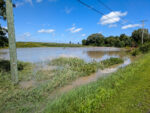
[6,0,18,83]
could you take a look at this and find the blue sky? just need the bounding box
[1,0,150,43]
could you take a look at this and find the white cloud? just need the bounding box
[108,24,117,28]
[98,11,127,25]
[98,31,102,34]
[81,34,86,37]
[65,7,73,14]
[73,28,82,33]
[68,25,83,33]
[38,29,55,33]
[2,26,7,29]
[25,0,33,5]
[16,2,25,7]
[23,32,31,37]
[21,32,31,37]
[36,0,43,3]
[16,0,32,7]
[121,24,141,29]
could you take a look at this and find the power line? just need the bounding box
[97,0,133,25]
[97,0,113,11]
[77,0,104,15]
[77,0,124,25]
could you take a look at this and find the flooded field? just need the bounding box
[0,47,129,63]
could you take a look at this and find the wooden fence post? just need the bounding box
[6,0,18,83]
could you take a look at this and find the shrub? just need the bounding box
[139,43,150,53]
[131,49,139,56]
[0,60,29,72]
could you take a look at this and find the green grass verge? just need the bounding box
[43,53,150,113]
[0,57,123,113]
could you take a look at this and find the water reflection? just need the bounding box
[86,51,126,59]
[0,47,130,63]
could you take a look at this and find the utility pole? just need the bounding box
[141,20,148,45]
[6,0,18,83]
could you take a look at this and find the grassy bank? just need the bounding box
[16,42,83,48]
[0,57,122,113]
[44,53,150,113]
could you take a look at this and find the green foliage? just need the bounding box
[50,57,98,76]
[119,34,132,46]
[83,33,105,46]
[0,0,15,20]
[0,0,8,48]
[0,0,6,20]
[131,29,150,46]
[104,36,118,47]
[82,33,132,47]
[131,49,139,56]
[0,57,124,113]
[101,57,124,68]
[0,0,16,48]
[0,26,8,47]
[44,53,150,113]
[82,30,150,47]
[130,42,150,56]
[139,42,150,53]
[0,60,30,72]
[82,39,87,45]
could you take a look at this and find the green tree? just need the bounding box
[82,39,87,45]
[0,0,15,19]
[131,29,149,46]
[119,34,131,47]
[105,36,118,47]
[0,0,8,47]
[0,26,8,47]
[86,33,104,46]
[0,0,6,19]
[0,0,15,48]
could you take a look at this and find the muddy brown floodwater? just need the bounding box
[0,47,129,63]
[0,47,132,98]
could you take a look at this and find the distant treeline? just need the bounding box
[82,29,150,47]
[1,28,150,48]
[16,42,82,48]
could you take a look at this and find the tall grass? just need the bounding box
[43,53,150,113]
[101,57,123,68]
[0,57,123,113]
[50,57,99,76]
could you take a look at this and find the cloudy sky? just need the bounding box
[1,0,150,43]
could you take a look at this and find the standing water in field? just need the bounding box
[0,47,130,63]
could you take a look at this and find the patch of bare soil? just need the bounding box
[19,80,36,89]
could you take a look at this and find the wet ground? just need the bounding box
[49,59,130,99]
